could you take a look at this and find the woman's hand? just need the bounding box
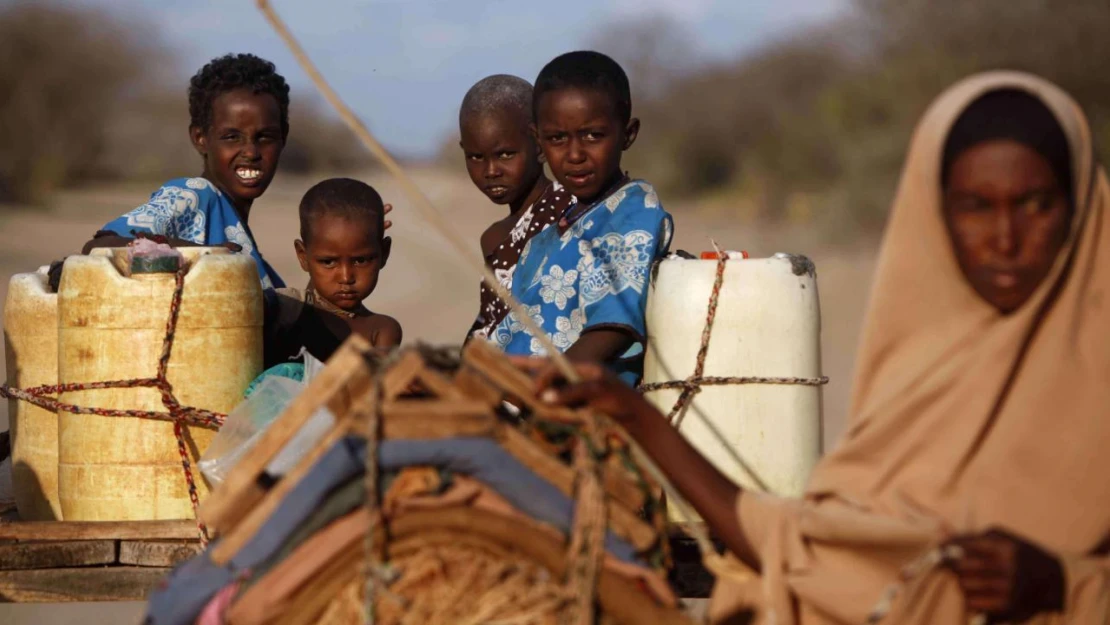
[384,203,393,231]
[509,357,650,428]
[945,528,1064,620]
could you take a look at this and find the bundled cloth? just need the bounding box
[144,339,691,625]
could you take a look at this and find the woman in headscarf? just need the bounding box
[519,71,1110,624]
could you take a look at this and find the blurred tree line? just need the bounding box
[0,2,370,206]
[595,0,1110,233]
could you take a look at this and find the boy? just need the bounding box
[80,53,392,290]
[264,178,401,368]
[459,74,573,342]
[492,51,673,385]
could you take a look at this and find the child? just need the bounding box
[491,51,673,385]
[83,53,289,289]
[263,177,401,369]
[458,74,573,342]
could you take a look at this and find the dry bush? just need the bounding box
[0,2,372,207]
[547,1,1110,233]
[0,2,168,204]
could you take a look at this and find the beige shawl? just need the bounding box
[709,71,1110,624]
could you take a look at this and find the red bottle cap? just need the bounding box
[700,251,749,260]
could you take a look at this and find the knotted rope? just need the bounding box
[1,267,223,545]
[639,247,829,429]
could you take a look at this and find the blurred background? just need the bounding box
[1,0,1109,461]
[0,1,1108,620]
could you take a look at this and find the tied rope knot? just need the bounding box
[638,247,829,428]
[1,266,224,545]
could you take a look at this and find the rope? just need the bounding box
[639,246,828,429]
[363,377,384,625]
[564,418,608,625]
[0,267,223,545]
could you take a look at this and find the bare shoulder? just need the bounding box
[480,214,518,258]
[350,313,402,349]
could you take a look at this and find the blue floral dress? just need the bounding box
[490,179,673,385]
[100,177,285,289]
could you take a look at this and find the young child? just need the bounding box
[81,53,392,290]
[83,53,290,289]
[491,51,673,385]
[263,177,401,369]
[459,75,574,343]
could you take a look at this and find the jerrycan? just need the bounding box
[57,247,262,520]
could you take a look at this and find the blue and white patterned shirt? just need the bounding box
[491,179,673,385]
[100,177,285,289]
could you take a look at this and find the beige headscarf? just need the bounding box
[710,71,1110,624]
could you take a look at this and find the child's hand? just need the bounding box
[384,203,393,231]
[944,529,1064,620]
[510,356,647,428]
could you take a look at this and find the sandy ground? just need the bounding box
[0,167,879,622]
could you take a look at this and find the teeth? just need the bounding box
[236,168,262,180]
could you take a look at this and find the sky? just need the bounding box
[66,0,846,159]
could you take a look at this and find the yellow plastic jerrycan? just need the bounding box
[5,266,62,520]
[57,247,262,520]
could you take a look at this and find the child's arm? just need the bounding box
[81,232,235,254]
[517,357,760,571]
[565,328,635,364]
[82,180,218,254]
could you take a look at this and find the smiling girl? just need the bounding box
[84,54,291,289]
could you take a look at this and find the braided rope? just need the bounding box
[639,249,828,429]
[363,377,384,625]
[564,417,608,625]
[1,266,224,545]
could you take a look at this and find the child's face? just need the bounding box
[535,87,639,203]
[460,111,543,207]
[295,214,390,312]
[191,89,284,210]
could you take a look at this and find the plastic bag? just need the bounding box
[199,350,337,486]
[199,375,302,486]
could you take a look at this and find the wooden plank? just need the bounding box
[119,540,202,567]
[199,336,373,533]
[208,419,358,565]
[453,366,503,407]
[459,342,585,424]
[495,425,658,552]
[0,541,116,570]
[0,520,199,542]
[349,401,497,440]
[0,566,170,603]
[205,348,423,549]
[413,367,466,401]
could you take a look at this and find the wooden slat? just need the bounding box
[0,541,116,571]
[199,336,373,533]
[208,420,357,565]
[349,401,497,440]
[459,341,585,424]
[0,566,170,603]
[460,340,539,404]
[119,540,202,567]
[495,425,658,551]
[452,366,503,408]
[0,520,198,542]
